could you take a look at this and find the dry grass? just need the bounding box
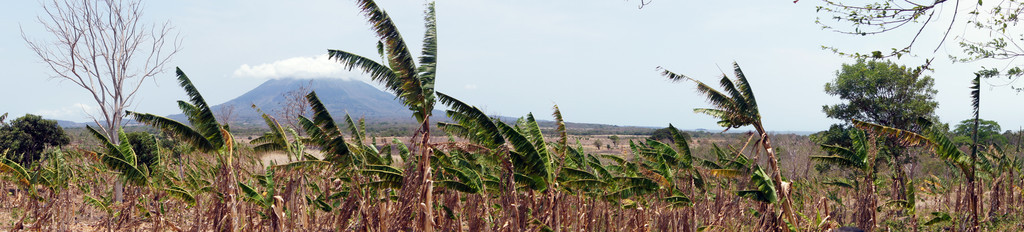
[0,133,1022,231]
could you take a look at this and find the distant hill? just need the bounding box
[55,119,87,128]
[170,78,421,125]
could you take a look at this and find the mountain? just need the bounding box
[171,78,418,125]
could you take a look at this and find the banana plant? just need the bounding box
[250,106,308,163]
[0,150,34,195]
[853,118,978,228]
[126,67,240,230]
[810,128,878,230]
[327,1,438,229]
[436,92,556,192]
[700,144,753,180]
[557,145,609,195]
[854,74,983,230]
[431,149,490,194]
[238,167,285,231]
[86,127,151,187]
[628,124,705,209]
[738,167,778,204]
[660,62,800,229]
[975,144,1016,216]
[0,149,79,230]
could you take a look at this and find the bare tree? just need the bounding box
[277,81,312,133]
[217,104,236,128]
[23,0,180,203]
[23,0,180,144]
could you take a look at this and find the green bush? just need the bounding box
[0,114,70,165]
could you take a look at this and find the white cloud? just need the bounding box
[34,103,97,120]
[232,54,368,80]
[464,84,478,90]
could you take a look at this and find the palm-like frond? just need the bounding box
[163,186,197,207]
[821,178,856,189]
[693,84,741,127]
[552,105,568,156]
[83,195,112,215]
[731,63,758,112]
[251,110,289,154]
[664,194,693,208]
[87,126,149,186]
[354,0,417,86]
[415,2,437,113]
[361,164,405,188]
[301,92,352,164]
[0,153,30,187]
[238,182,267,205]
[562,179,607,190]
[101,154,149,186]
[854,119,972,174]
[126,68,227,155]
[852,119,930,147]
[523,113,555,181]
[708,169,745,179]
[738,167,777,203]
[662,63,761,130]
[127,112,215,152]
[330,0,435,122]
[588,158,613,180]
[925,128,972,174]
[718,74,749,118]
[495,121,548,184]
[606,177,659,199]
[971,74,980,120]
[812,153,862,167]
[437,92,504,148]
[344,115,365,145]
[170,68,224,148]
[272,160,332,171]
[559,167,600,181]
[305,91,341,138]
[668,124,692,168]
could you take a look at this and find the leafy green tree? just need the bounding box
[810,124,852,148]
[823,59,938,130]
[822,58,938,204]
[0,114,70,165]
[125,131,160,168]
[952,119,1007,147]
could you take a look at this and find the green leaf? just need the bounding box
[83,195,112,215]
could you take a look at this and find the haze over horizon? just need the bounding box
[2,1,1022,132]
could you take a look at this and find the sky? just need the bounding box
[1,0,1022,132]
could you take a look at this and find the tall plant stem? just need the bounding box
[418,119,434,231]
[755,124,799,230]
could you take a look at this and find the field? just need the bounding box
[2,123,1021,231]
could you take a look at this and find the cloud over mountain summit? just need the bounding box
[232,54,368,81]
